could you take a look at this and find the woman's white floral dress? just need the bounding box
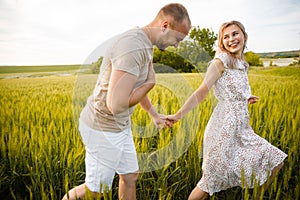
[197,53,287,195]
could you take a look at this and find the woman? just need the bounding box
[167,20,287,200]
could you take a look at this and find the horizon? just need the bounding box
[0,49,299,67]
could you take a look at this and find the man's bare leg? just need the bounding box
[118,173,139,200]
[62,183,99,200]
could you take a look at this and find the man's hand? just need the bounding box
[152,114,167,130]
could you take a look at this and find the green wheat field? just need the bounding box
[0,65,299,200]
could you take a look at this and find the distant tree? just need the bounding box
[90,57,103,74]
[177,26,217,72]
[177,39,211,65]
[189,26,217,58]
[153,47,194,73]
[245,51,263,66]
[269,60,273,66]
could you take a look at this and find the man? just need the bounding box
[63,3,191,200]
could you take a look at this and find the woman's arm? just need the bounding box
[168,59,225,122]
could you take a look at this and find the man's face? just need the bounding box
[157,19,190,51]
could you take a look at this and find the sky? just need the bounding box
[0,0,299,65]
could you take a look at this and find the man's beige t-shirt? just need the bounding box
[80,27,153,132]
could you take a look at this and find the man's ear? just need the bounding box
[161,20,169,32]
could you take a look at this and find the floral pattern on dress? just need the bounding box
[197,53,287,195]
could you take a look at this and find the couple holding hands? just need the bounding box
[63,3,287,200]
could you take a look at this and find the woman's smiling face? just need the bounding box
[222,24,246,56]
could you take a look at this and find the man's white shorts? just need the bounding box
[79,120,139,193]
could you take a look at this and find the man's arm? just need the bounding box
[139,95,167,129]
[106,66,155,115]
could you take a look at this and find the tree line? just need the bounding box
[91,26,263,74]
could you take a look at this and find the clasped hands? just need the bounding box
[152,113,180,130]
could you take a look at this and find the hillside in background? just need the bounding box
[257,50,299,58]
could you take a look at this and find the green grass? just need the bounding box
[250,66,300,77]
[0,66,299,200]
[0,65,81,74]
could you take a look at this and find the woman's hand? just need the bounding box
[166,114,181,125]
[248,95,259,104]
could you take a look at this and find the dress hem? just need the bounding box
[197,154,287,196]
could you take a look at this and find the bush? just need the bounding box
[245,51,263,66]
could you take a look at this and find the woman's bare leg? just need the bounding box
[188,186,209,200]
[257,162,284,200]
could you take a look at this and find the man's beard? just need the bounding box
[157,43,166,51]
